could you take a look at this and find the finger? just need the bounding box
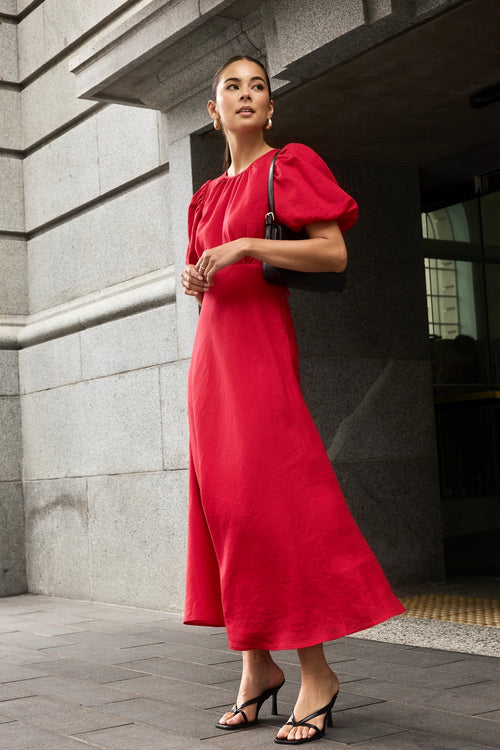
[186,266,205,282]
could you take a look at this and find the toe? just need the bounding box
[276,723,292,739]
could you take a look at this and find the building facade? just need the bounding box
[1,0,498,608]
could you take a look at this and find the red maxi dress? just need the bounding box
[184,143,404,651]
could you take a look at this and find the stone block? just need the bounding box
[0,0,16,14]
[87,470,188,609]
[17,3,44,81]
[0,89,22,150]
[0,396,22,480]
[23,477,91,598]
[22,368,163,480]
[21,58,97,149]
[334,456,444,585]
[0,239,28,315]
[267,0,364,73]
[18,0,131,80]
[299,358,436,463]
[80,304,177,381]
[291,162,428,362]
[19,332,81,394]
[0,20,18,82]
[0,481,26,596]
[168,136,199,360]
[0,350,19,395]
[160,360,189,470]
[291,258,428,360]
[28,173,171,312]
[0,157,24,233]
[0,694,129,735]
[96,105,162,194]
[23,117,100,231]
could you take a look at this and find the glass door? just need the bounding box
[422,189,500,574]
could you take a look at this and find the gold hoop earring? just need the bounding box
[213,118,222,131]
[265,117,273,130]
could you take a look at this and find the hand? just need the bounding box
[195,239,247,285]
[181,265,210,300]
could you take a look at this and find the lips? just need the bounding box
[237,107,255,113]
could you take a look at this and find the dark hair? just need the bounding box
[211,56,272,171]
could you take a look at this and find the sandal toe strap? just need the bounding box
[230,706,248,724]
[294,721,321,735]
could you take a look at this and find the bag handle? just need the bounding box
[265,149,282,235]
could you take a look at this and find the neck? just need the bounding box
[225,131,273,176]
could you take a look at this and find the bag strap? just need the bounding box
[265,149,282,232]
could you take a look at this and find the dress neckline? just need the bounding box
[224,148,278,179]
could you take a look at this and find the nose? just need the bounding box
[239,88,251,99]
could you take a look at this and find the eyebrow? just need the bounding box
[223,76,266,85]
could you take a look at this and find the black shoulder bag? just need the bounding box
[262,150,347,293]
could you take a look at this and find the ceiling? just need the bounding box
[202,0,500,202]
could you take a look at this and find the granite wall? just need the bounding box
[0,0,192,610]
[0,0,445,608]
[0,3,27,597]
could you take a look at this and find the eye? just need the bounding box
[227,84,238,90]
[253,84,265,90]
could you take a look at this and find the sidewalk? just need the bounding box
[0,594,498,750]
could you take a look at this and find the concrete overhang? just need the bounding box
[71,0,500,194]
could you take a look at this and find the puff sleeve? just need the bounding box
[185,182,208,266]
[273,143,358,234]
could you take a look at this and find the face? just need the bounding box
[208,59,273,133]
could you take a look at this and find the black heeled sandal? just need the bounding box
[216,679,285,730]
[274,689,339,745]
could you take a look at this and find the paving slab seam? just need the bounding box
[0,718,128,749]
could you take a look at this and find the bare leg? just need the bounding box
[276,644,339,742]
[218,649,285,727]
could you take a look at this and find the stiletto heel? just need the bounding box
[272,689,279,715]
[274,689,339,745]
[216,679,285,730]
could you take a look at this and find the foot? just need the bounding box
[218,661,285,727]
[276,669,339,742]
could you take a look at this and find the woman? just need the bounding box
[181,55,404,745]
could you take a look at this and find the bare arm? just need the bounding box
[195,220,347,286]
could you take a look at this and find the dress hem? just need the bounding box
[184,603,406,651]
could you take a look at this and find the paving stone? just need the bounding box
[346,702,500,748]
[40,642,171,666]
[203,723,311,749]
[27,658,149,684]
[0,631,74,650]
[336,657,488,690]
[431,656,500,681]
[115,657,238,684]
[345,677,500,716]
[0,721,94,749]
[117,641,241,665]
[9,620,86,637]
[57,629,165,649]
[134,626,233,650]
[0,695,128,734]
[0,662,50,683]
[109,674,234,709]
[2,595,500,750]
[352,730,497,749]
[95,696,222,737]
[76,722,219,749]
[7,675,135,707]
[268,709,403,746]
[0,683,37,701]
[477,708,500,722]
